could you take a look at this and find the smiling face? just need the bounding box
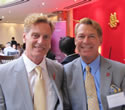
[23,22,52,64]
[75,24,102,64]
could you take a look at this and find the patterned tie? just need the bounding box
[85,65,99,110]
[34,66,46,110]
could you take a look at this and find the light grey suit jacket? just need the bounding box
[0,56,64,110]
[63,56,125,110]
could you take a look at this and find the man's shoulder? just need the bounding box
[101,56,125,68]
[64,57,80,70]
[0,57,23,72]
[46,58,63,69]
[102,56,124,64]
[65,57,80,65]
[0,57,23,83]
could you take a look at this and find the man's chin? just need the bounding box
[33,52,45,57]
[80,53,92,58]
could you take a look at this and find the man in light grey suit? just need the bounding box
[63,18,125,110]
[0,13,63,110]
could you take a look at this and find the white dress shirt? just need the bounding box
[22,54,57,110]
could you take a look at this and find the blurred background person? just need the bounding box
[0,44,4,55]
[22,43,26,50]
[3,42,19,56]
[12,44,17,49]
[11,37,17,47]
[3,42,12,55]
[59,36,79,65]
[17,43,24,56]
[46,49,56,60]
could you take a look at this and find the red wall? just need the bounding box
[73,0,125,63]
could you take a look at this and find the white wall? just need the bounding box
[0,23,24,46]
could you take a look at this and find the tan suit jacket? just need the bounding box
[0,56,64,110]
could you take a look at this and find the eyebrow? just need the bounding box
[31,32,41,35]
[77,33,96,35]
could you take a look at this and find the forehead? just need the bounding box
[30,22,52,33]
[77,24,97,35]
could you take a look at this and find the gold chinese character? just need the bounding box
[109,12,119,28]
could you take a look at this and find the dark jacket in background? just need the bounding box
[61,54,79,65]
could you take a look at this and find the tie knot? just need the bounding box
[86,65,90,72]
[35,66,42,76]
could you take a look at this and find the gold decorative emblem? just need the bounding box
[109,12,119,28]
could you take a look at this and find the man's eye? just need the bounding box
[88,35,95,38]
[78,35,85,39]
[32,34,40,39]
[43,35,50,40]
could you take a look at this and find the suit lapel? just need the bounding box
[73,58,87,110]
[100,56,112,109]
[14,57,33,110]
[45,59,62,110]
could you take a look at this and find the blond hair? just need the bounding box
[24,13,54,33]
[75,18,102,37]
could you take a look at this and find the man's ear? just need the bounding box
[23,33,26,43]
[99,37,103,45]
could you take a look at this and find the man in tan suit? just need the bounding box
[0,13,64,110]
[63,18,125,110]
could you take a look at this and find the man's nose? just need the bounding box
[83,36,89,43]
[37,36,43,43]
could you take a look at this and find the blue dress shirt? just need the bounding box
[80,55,103,110]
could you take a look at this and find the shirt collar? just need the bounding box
[80,55,100,75]
[22,53,46,73]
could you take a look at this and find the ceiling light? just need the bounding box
[1,16,5,19]
[42,2,45,6]
[0,0,30,8]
